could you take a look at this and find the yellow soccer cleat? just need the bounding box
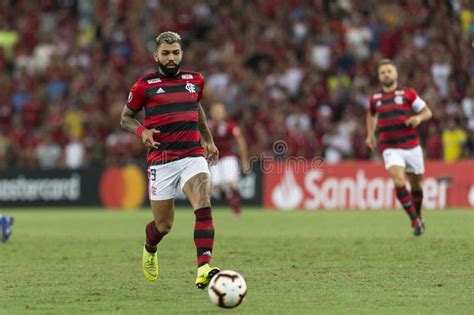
[142,246,158,281]
[195,263,220,289]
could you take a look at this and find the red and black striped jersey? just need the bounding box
[127,70,205,165]
[208,120,240,157]
[369,86,426,152]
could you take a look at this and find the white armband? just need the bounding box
[412,96,426,113]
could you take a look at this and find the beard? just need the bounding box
[381,79,395,87]
[157,61,180,76]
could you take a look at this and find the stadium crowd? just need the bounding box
[0,0,473,170]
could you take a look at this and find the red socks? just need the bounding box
[395,186,419,222]
[145,221,166,253]
[194,207,214,266]
[220,188,241,217]
[411,189,423,217]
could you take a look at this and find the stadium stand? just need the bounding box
[0,0,472,169]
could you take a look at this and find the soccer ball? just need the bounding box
[208,270,247,308]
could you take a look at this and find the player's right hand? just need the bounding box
[365,135,377,151]
[141,129,161,149]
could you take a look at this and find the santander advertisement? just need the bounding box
[263,160,474,210]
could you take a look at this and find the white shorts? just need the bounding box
[382,145,425,175]
[210,156,240,186]
[148,156,210,201]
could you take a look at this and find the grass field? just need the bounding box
[1,208,473,314]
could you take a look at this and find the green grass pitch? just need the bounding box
[1,208,473,314]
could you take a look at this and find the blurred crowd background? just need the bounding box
[0,0,473,170]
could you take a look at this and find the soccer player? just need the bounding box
[366,59,432,236]
[120,31,220,288]
[0,214,14,242]
[208,102,249,218]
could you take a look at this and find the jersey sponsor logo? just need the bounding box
[156,87,165,94]
[181,74,193,79]
[373,93,382,99]
[147,78,162,84]
[394,96,404,105]
[185,83,196,93]
[128,92,133,102]
[395,90,405,95]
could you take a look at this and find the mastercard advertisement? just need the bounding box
[99,165,147,209]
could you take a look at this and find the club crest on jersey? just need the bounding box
[185,83,196,93]
[147,78,161,84]
[394,96,404,105]
[181,74,193,79]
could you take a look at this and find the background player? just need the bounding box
[120,31,220,288]
[366,59,432,236]
[208,102,249,218]
[0,214,14,243]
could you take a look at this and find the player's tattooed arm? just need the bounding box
[197,103,219,165]
[197,103,214,143]
[120,105,160,149]
[120,105,141,134]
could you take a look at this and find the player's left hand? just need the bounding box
[241,160,250,175]
[203,141,219,166]
[405,116,422,128]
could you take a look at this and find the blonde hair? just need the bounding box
[155,31,181,49]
